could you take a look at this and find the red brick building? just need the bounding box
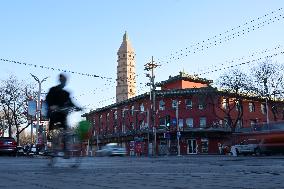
[85,72,284,155]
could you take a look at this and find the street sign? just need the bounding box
[164,132,170,139]
[27,100,37,120]
[177,131,181,138]
[172,118,177,126]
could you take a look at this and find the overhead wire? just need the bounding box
[196,45,282,75]
[156,8,283,65]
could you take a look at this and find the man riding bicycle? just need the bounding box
[46,73,81,157]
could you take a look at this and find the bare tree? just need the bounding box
[250,59,284,121]
[213,69,253,132]
[0,75,36,144]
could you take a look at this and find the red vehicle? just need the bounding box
[0,137,17,155]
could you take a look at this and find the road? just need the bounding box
[0,155,283,189]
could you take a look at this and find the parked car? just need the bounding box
[234,139,261,156]
[96,143,127,157]
[0,137,17,155]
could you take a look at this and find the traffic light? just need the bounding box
[166,115,171,130]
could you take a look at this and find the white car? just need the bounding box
[234,139,261,155]
[96,143,127,157]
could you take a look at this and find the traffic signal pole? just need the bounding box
[144,56,159,157]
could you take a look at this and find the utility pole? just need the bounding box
[146,108,150,156]
[144,56,159,156]
[30,74,48,145]
[176,101,181,156]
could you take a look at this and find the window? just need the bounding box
[201,138,209,153]
[130,122,134,130]
[198,96,206,110]
[185,99,192,109]
[106,113,110,131]
[250,119,257,127]
[178,118,183,129]
[186,118,193,128]
[99,115,103,133]
[140,103,144,112]
[122,124,126,133]
[223,118,230,127]
[159,100,165,111]
[249,102,255,112]
[261,103,267,114]
[172,100,178,109]
[222,99,229,110]
[92,118,96,126]
[139,120,145,129]
[200,117,206,128]
[236,119,243,129]
[113,111,117,120]
[131,105,135,115]
[235,100,242,111]
[159,117,166,127]
[122,109,126,118]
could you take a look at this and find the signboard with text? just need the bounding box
[40,101,49,121]
[27,100,37,121]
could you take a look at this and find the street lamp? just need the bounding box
[30,74,48,144]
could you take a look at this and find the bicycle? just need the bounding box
[46,106,91,168]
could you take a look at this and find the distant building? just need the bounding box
[85,70,284,155]
[84,33,284,156]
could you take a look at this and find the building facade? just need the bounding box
[85,72,284,155]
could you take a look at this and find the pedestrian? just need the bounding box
[230,145,237,156]
[218,143,223,154]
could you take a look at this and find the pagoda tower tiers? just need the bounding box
[116,32,136,103]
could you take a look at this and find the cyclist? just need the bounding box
[46,73,81,157]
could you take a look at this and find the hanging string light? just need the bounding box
[156,8,283,65]
[198,45,282,74]
[197,50,284,76]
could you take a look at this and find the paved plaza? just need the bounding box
[0,155,283,189]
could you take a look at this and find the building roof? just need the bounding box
[156,71,213,87]
[84,72,284,116]
[84,87,217,115]
[117,31,134,53]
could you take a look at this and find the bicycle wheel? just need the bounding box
[65,132,82,167]
[47,129,64,167]
[48,130,82,168]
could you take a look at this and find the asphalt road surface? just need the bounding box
[0,155,283,189]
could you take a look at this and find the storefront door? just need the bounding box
[187,139,197,154]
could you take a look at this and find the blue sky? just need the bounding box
[1,0,284,117]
